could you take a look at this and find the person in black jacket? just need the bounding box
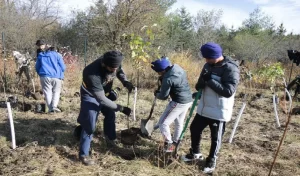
[77,51,134,166]
[182,42,240,174]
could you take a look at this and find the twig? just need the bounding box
[268,90,293,176]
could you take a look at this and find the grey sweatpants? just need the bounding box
[40,77,62,111]
[158,101,192,143]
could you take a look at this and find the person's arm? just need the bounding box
[117,66,128,85]
[91,90,122,111]
[156,78,171,100]
[85,75,123,111]
[206,65,240,98]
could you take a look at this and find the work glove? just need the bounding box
[120,106,132,116]
[124,81,134,93]
[154,90,160,97]
[106,87,121,101]
[192,92,201,100]
[202,69,212,82]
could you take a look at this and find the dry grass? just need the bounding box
[0,53,300,175]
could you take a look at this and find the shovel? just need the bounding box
[141,80,161,136]
[175,90,202,157]
[140,95,157,136]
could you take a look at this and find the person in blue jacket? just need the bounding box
[35,45,66,113]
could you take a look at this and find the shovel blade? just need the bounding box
[140,119,154,136]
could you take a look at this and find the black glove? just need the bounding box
[192,92,201,99]
[192,92,197,99]
[202,70,212,82]
[106,87,120,101]
[154,90,160,97]
[124,81,134,93]
[121,106,132,116]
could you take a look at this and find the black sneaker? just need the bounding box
[79,156,95,166]
[181,148,204,162]
[203,157,216,174]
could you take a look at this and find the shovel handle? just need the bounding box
[146,96,157,122]
[145,80,161,122]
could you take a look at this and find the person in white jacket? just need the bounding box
[182,42,240,174]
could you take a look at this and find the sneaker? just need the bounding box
[79,156,95,166]
[181,148,204,162]
[164,142,176,153]
[203,157,216,174]
[52,107,61,112]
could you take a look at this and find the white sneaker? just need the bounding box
[53,107,61,112]
[181,148,204,162]
[203,157,216,174]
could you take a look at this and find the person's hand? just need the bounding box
[124,81,134,93]
[121,106,132,116]
[192,92,198,99]
[154,90,160,97]
[202,69,211,82]
[106,88,120,101]
[192,92,201,99]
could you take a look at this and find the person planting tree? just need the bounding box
[151,57,193,153]
[76,51,134,166]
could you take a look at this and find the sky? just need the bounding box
[59,0,300,34]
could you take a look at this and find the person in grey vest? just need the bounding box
[151,57,193,153]
[182,42,240,174]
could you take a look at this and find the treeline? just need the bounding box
[1,0,300,64]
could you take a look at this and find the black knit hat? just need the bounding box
[102,51,124,68]
[36,40,45,46]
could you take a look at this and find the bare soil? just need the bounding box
[0,88,300,176]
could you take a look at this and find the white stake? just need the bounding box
[133,87,137,121]
[273,95,281,128]
[284,88,292,113]
[6,102,16,149]
[229,102,247,143]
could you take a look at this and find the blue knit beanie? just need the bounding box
[151,57,170,72]
[200,42,223,59]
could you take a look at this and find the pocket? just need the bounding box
[219,96,228,110]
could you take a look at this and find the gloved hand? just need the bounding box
[154,90,160,97]
[121,106,132,116]
[124,81,134,93]
[192,92,201,99]
[202,69,212,82]
[106,87,121,101]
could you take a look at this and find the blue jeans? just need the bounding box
[77,87,116,157]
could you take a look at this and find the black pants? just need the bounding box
[190,114,226,159]
[17,66,31,84]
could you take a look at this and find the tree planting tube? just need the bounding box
[229,102,247,143]
[133,87,137,121]
[6,102,16,149]
[285,88,292,113]
[273,94,281,128]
